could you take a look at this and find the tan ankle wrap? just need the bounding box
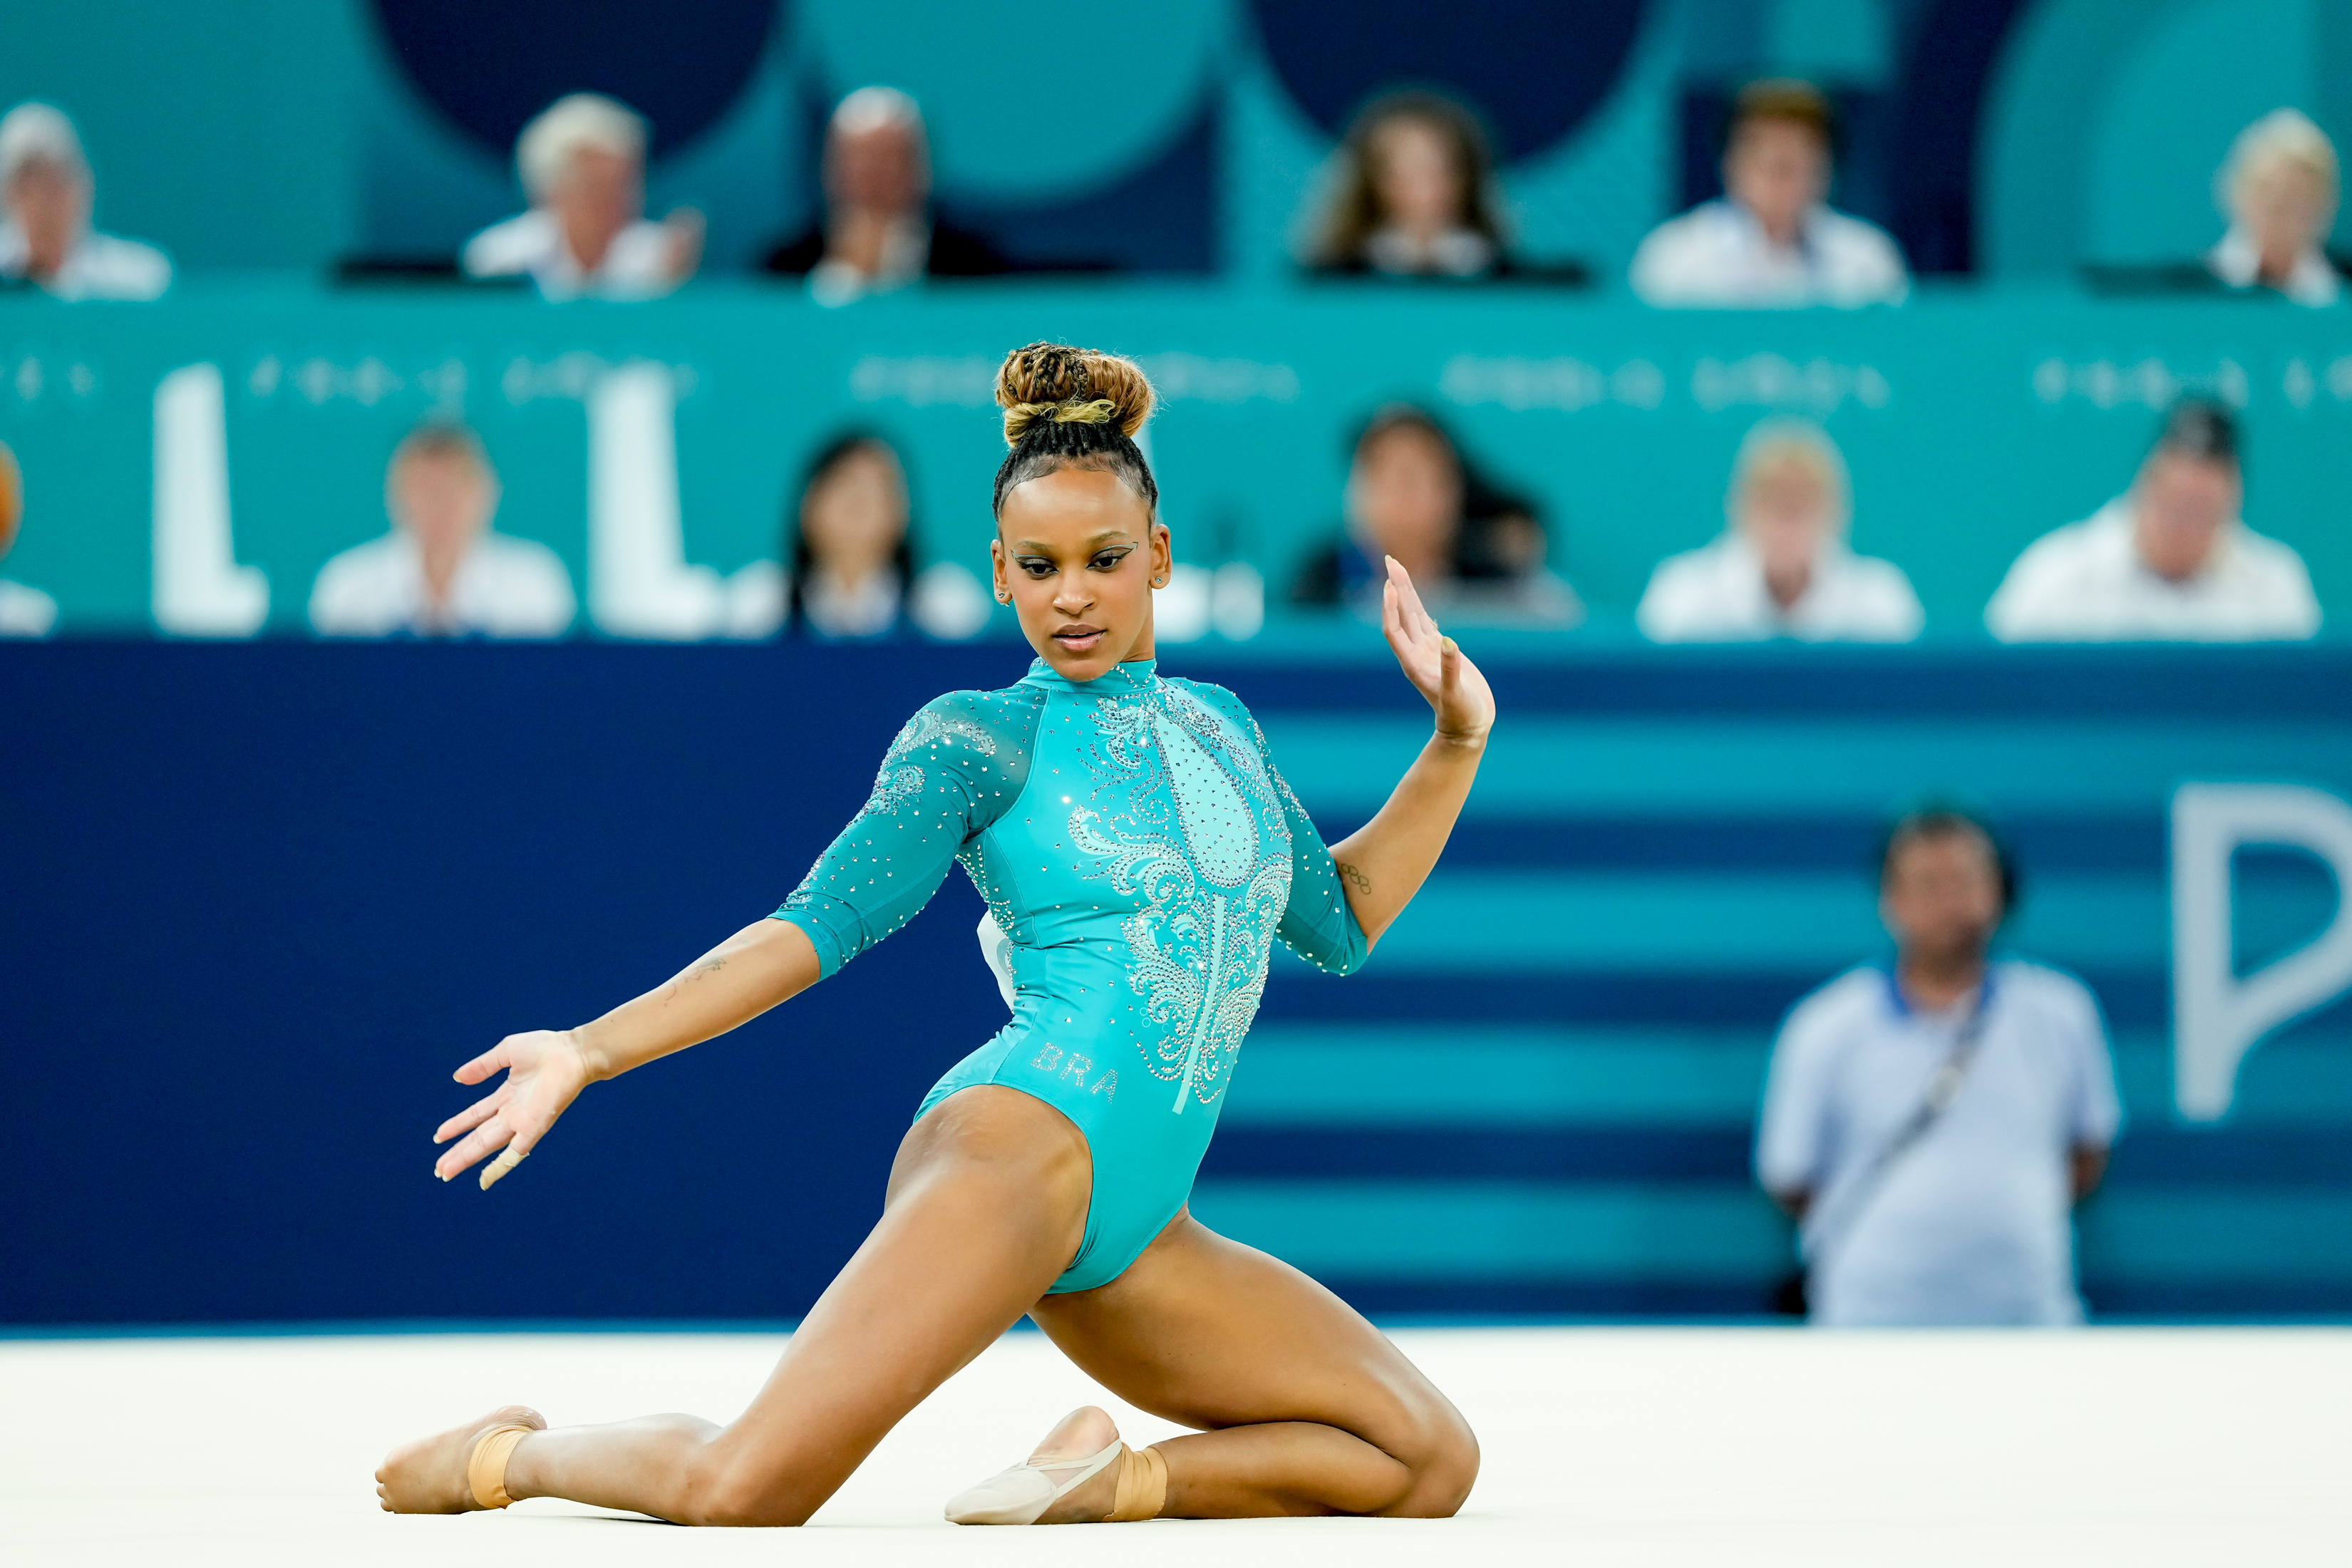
[468,1424,533,1510]
[1105,1442,1167,1522]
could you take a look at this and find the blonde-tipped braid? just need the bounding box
[1000,397,1120,448]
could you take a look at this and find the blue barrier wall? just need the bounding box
[5,638,2349,1325]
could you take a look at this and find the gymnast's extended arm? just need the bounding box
[430,690,1009,1190]
[1321,555,1496,946]
[429,918,824,1188]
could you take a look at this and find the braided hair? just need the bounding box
[991,341,1158,519]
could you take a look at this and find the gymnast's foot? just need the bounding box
[376,1405,545,1513]
[945,1405,1124,1525]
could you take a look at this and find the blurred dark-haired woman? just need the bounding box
[1304,93,1512,279]
[734,433,992,639]
[1290,403,1579,624]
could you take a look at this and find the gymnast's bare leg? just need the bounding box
[376,1083,1472,1523]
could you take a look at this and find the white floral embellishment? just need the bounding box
[1072,684,1292,1112]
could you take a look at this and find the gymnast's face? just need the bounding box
[991,466,1171,684]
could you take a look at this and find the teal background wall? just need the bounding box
[6,1,2351,281]
[1985,0,2352,274]
[5,289,2349,634]
[0,1,368,272]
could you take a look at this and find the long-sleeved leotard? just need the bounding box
[776,656,1368,1291]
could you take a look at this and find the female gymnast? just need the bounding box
[377,341,1495,1527]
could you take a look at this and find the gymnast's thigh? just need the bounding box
[1027,1211,1476,1472]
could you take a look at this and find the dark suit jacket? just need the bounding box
[763,219,1010,279]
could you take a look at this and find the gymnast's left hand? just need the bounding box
[1380,556,1495,746]
[431,1029,593,1190]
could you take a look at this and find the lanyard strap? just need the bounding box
[1805,980,1995,1265]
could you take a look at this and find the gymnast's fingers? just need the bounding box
[480,1115,556,1192]
[434,1117,510,1182]
[1381,560,1435,674]
[1381,556,1428,637]
[453,1041,510,1086]
[432,1090,503,1147]
[478,1143,529,1192]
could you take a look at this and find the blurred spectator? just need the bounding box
[2206,109,2341,306]
[0,438,58,636]
[1303,92,1510,279]
[1758,808,2121,1326]
[1630,80,1906,308]
[728,433,991,640]
[1289,403,1580,623]
[0,103,170,301]
[1986,398,2319,642]
[310,423,574,638]
[462,94,702,301]
[1638,418,1921,642]
[764,88,1006,305]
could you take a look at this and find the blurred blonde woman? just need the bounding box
[1638,417,1921,642]
[2206,109,2341,306]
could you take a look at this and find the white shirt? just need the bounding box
[1361,224,1496,277]
[309,530,575,638]
[1757,961,2123,1327]
[0,577,57,635]
[2207,224,2340,307]
[0,224,170,301]
[1630,200,1909,308]
[1638,532,1922,643]
[1986,497,2321,643]
[461,209,681,301]
[808,217,929,307]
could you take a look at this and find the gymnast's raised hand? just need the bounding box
[1294,555,1495,944]
[1381,553,1495,746]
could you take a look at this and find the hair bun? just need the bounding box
[994,341,1154,446]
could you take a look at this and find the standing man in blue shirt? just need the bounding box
[1757,808,2123,1325]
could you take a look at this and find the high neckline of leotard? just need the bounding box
[1018,655,1159,695]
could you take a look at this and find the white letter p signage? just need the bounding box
[2173,784,2352,1120]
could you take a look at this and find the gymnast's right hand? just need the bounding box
[432,1029,594,1191]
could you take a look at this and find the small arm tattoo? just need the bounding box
[1336,860,1372,893]
[659,954,729,1003]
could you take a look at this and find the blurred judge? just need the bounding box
[728,433,991,640]
[1639,418,1921,643]
[310,423,574,638]
[0,102,170,301]
[1290,403,1579,624]
[1303,92,1511,279]
[2206,109,2341,306]
[1986,399,2319,643]
[1631,80,1906,308]
[463,94,702,301]
[764,88,1006,305]
[0,439,58,636]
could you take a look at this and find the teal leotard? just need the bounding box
[775,656,1369,1291]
